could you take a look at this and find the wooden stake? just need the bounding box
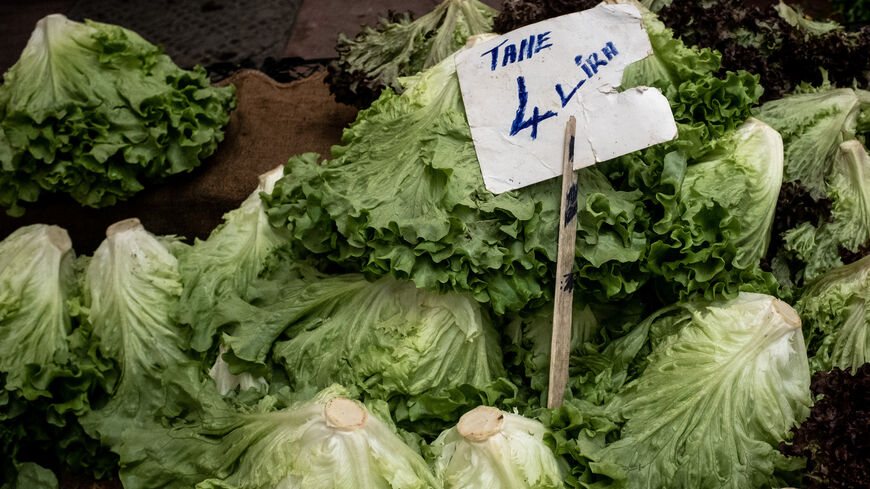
[548,116,578,409]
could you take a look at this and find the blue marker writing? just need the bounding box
[554,42,620,108]
[510,76,558,140]
[482,31,554,72]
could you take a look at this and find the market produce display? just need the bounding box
[326,0,497,107]
[266,10,771,315]
[2,1,870,489]
[0,14,236,217]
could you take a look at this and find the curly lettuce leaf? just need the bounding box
[677,117,783,270]
[0,14,235,215]
[326,0,496,107]
[797,255,870,372]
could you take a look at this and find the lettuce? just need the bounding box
[0,225,115,483]
[326,0,496,107]
[755,87,868,197]
[0,224,117,487]
[177,166,290,353]
[204,256,509,431]
[269,270,505,399]
[265,8,767,313]
[589,293,812,489]
[0,14,235,216]
[77,219,218,448]
[0,225,76,398]
[117,387,440,489]
[430,406,566,489]
[778,141,870,281]
[757,87,870,284]
[797,255,870,372]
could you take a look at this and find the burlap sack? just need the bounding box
[0,70,358,253]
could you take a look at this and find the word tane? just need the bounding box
[481,31,553,71]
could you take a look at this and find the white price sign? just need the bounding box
[455,4,678,194]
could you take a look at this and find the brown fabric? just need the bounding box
[0,69,358,254]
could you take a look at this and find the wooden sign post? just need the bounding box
[548,116,578,409]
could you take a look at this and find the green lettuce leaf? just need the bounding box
[754,87,869,197]
[797,255,870,372]
[270,271,505,399]
[826,140,870,251]
[774,137,870,285]
[774,1,843,36]
[1,462,57,489]
[266,8,766,313]
[0,14,235,215]
[621,10,763,156]
[77,219,218,447]
[0,224,117,487]
[590,293,812,489]
[530,399,621,489]
[117,387,440,489]
[194,253,513,437]
[677,117,783,270]
[0,225,116,483]
[177,166,290,353]
[326,0,496,107]
[430,406,566,489]
[212,262,370,371]
[0,225,75,398]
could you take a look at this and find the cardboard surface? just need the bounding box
[0,70,359,254]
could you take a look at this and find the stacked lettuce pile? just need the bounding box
[266,11,772,315]
[3,2,870,489]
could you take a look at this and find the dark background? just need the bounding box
[0,0,833,74]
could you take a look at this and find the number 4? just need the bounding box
[510,76,557,140]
